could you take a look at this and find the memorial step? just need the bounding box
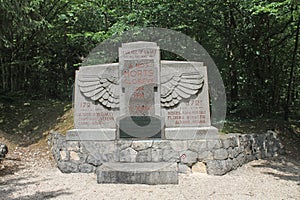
[96,162,178,184]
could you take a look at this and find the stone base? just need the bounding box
[66,129,116,141]
[165,126,218,140]
[51,130,284,177]
[96,162,178,184]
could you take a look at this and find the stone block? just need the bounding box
[192,162,207,173]
[232,158,239,169]
[162,148,178,162]
[94,141,116,152]
[227,147,234,158]
[151,148,163,162]
[206,140,222,150]
[57,161,79,173]
[244,145,251,155]
[255,150,262,159]
[222,139,230,149]
[188,140,206,152]
[85,141,118,162]
[233,147,240,157]
[67,141,80,151]
[198,150,213,161]
[206,160,229,175]
[225,159,233,172]
[101,152,118,162]
[132,141,153,151]
[236,135,242,147]
[51,132,67,149]
[116,140,132,150]
[170,141,188,151]
[86,154,102,166]
[120,147,137,162]
[152,140,171,149]
[136,149,152,162]
[237,145,244,154]
[225,134,239,147]
[79,163,95,173]
[213,149,228,160]
[178,163,191,174]
[96,162,178,184]
[246,154,256,162]
[222,138,236,149]
[180,150,198,166]
[236,153,245,166]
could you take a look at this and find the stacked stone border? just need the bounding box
[49,131,284,176]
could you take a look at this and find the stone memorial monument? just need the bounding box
[67,41,217,141]
[51,41,282,184]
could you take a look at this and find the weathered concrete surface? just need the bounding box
[96,162,178,184]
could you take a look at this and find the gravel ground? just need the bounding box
[0,152,299,200]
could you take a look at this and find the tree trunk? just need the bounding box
[225,5,238,103]
[284,16,299,120]
[1,58,5,90]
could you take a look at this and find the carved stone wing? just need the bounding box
[78,74,119,108]
[160,71,204,107]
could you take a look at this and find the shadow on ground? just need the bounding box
[0,158,23,176]
[0,174,72,200]
[252,157,300,184]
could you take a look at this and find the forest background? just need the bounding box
[0,0,299,125]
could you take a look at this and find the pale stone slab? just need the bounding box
[69,151,80,161]
[192,162,207,173]
[118,42,162,138]
[96,162,178,184]
[66,129,116,141]
[59,151,67,160]
[74,63,119,129]
[161,61,211,128]
[119,42,160,117]
[165,127,218,140]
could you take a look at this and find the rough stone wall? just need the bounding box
[49,131,284,175]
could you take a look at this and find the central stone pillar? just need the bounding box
[118,42,163,138]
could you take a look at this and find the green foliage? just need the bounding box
[0,0,299,120]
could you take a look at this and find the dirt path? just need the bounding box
[0,149,299,200]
